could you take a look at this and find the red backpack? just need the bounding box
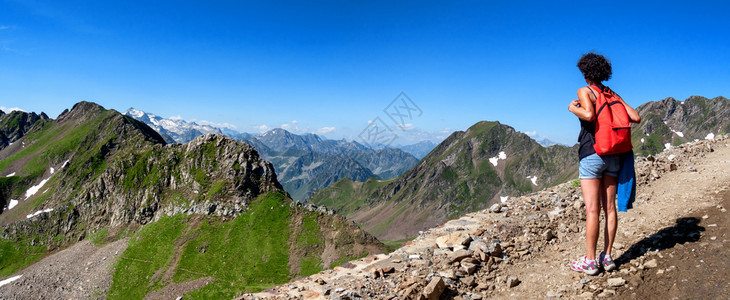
[589,85,633,155]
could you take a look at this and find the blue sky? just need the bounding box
[1,1,729,145]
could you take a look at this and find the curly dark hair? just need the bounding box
[577,52,612,83]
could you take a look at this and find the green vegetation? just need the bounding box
[0,111,25,130]
[108,193,302,299]
[108,191,376,299]
[310,178,376,216]
[570,179,580,188]
[175,192,293,298]
[88,228,109,246]
[207,181,226,199]
[107,214,189,299]
[295,214,325,275]
[0,237,47,277]
[382,237,414,252]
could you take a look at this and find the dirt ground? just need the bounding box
[0,238,129,300]
[489,140,730,299]
[616,188,730,299]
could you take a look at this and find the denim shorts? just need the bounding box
[579,153,621,179]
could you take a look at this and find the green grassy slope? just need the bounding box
[108,192,379,299]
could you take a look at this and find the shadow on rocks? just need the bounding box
[615,217,704,266]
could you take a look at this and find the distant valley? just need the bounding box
[125,109,427,201]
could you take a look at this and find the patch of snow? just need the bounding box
[675,131,684,138]
[24,177,50,199]
[664,143,672,149]
[500,196,508,203]
[694,139,699,142]
[705,133,715,140]
[50,167,55,174]
[8,199,19,209]
[6,172,15,177]
[489,151,507,167]
[663,121,668,125]
[26,208,53,219]
[645,133,649,136]
[526,175,538,186]
[61,159,70,168]
[0,275,22,287]
[640,138,645,144]
[126,108,145,118]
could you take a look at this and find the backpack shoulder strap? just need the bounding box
[586,85,599,99]
[590,85,611,117]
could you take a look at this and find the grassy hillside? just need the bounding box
[0,102,385,298]
[108,192,379,298]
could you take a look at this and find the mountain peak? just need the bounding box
[124,108,223,144]
[57,101,107,124]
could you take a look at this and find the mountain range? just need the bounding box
[631,96,730,156]
[308,94,729,241]
[1,94,727,298]
[0,102,384,297]
[309,121,580,241]
[125,109,421,201]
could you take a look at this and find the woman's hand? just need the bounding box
[569,88,596,122]
[569,99,581,111]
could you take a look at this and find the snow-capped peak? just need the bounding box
[125,108,227,143]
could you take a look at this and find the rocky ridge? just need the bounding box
[632,95,729,156]
[125,108,421,202]
[1,112,282,249]
[0,110,50,152]
[248,134,729,299]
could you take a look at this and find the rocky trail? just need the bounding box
[0,136,727,300]
[246,135,730,300]
[0,238,129,299]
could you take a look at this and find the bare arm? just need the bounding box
[568,87,595,122]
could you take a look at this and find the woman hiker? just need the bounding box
[567,52,641,275]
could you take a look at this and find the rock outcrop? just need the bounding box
[632,95,730,155]
[0,110,50,152]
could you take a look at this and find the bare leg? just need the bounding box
[601,175,618,255]
[581,178,601,260]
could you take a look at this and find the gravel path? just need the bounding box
[0,238,129,300]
